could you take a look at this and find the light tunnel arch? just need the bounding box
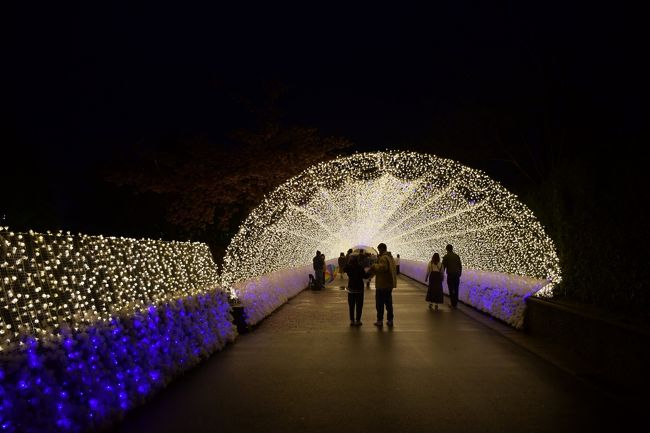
[221,151,561,296]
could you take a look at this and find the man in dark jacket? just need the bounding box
[313,250,324,289]
[442,244,462,308]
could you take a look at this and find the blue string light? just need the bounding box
[0,290,236,432]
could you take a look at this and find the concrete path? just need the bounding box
[108,276,641,433]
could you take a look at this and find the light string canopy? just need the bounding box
[221,151,561,294]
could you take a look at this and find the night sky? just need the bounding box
[4,2,646,236]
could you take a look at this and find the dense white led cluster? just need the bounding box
[0,227,219,349]
[222,151,561,293]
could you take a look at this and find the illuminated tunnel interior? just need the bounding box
[221,151,561,296]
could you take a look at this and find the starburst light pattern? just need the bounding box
[221,151,561,296]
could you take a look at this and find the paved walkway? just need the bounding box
[108,276,641,433]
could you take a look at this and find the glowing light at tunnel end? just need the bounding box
[221,151,561,297]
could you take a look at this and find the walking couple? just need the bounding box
[344,243,397,327]
[425,244,462,309]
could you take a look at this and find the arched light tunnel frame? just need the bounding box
[221,150,561,300]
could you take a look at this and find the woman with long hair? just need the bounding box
[344,254,370,326]
[424,253,444,310]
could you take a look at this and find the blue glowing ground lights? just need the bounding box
[0,290,236,433]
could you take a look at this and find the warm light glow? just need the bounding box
[0,227,219,349]
[222,151,561,295]
[0,227,233,432]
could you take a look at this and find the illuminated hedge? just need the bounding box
[400,259,548,328]
[0,290,236,433]
[0,227,220,349]
[0,227,236,432]
[232,259,338,326]
[222,151,561,295]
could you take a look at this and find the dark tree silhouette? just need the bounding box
[106,125,352,231]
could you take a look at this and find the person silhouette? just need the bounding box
[338,252,346,280]
[344,254,370,326]
[313,250,324,289]
[425,253,444,310]
[369,243,397,326]
[442,244,462,308]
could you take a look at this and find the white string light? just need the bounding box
[0,227,219,349]
[0,150,562,348]
[222,151,561,295]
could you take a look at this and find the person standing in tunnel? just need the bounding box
[344,254,370,326]
[425,253,444,310]
[442,244,462,308]
[313,250,324,289]
[370,243,397,327]
[338,252,347,280]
